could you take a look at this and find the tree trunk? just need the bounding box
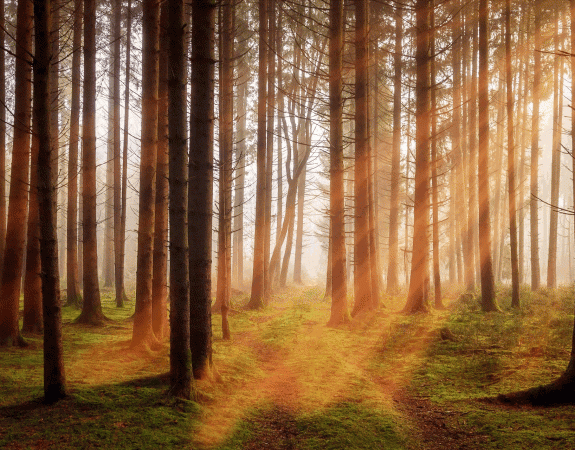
[189,0,216,379]
[505,0,519,308]
[477,0,497,311]
[132,0,161,349]
[530,10,541,291]
[387,4,402,295]
[264,0,275,296]
[152,2,169,339]
[327,0,349,326]
[404,0,430,314]
[168,0,192,399]
[430,1,442,309]
[216,0,233,340]
[547,7,562,289]
[232,18,248,290]
[34,0,67,402]
[276,8,283,251]
[467,10,478,292]
[0,0,33,347]
[293,131,307,285]
[76,0,105,325]
[352,0,372,317]
[248,0,268,309]
[23,123,43,334]
[66,0,82,308]
[117,0,132,307]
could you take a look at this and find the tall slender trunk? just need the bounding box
[530,10,541,291]
[152,2,169,339]
[276,8,283,249]
[111,0,122,305]
[0,0,33,346]
[264,0,275,294]
[23,123,42,334]
[467,10,478,292]
[189,0,216,379]
[547,8,562,289]
[248,0,268,308]
[505,0,519,308]
[216,0,233,340]
[168,0,192,399]
[430,1,442,309]
[293,133,307,284]
[352,0,372,316]
[66,0,82,308]
[327,0,349,326]
[77,0,104,325]
[34,0,66,402]
[132,0,161,348]
[405,0,430,314]
[478,0,497,311]
[117,0,132,307]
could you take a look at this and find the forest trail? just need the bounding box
[193,286,467,449]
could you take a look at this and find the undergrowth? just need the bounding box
[2,285,575,449]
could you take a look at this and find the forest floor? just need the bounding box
[2,285,575,449]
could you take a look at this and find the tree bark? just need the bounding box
[189,0,216,379]
[66,0,82,308]
[530,10,541,291]
[168,0,192,399]
[23,123,42,334]
[248,0,268,309]
[387,3,402,295]
[327,0,349,326]
[505,0,519,309]
[152,2,169,339]
[352,0,372,317]
[0,0,33,346]
[76,0,105,325]
[132,0,161,349]
[216,0,233,340]
[117,0,132,307]
[34,0,67,402]
[405,0,430,314]
[547,7,562,289]
[477,0,497,312]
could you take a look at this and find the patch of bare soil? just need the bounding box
[395,390,488,450]
[243,406,299,450]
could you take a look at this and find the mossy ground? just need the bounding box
[1,285,575,449]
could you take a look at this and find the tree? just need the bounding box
[505,0,519,308]
[66,0,83,308]
[76,0,106,325]
[216,0,233,340]
[132,0,161,349]
[189,0,216,379]
[351,0,372,317]
[248,0,268,309]
[23,122,42,334]
[34,0,66,402]
[168,0,192,399]
[327,0,349,327]
[430,0,442,309]
[0,0,33,346]
[387,3,402,295]
[404,0,430,314]
[530,9,541,291]
[477,0,497,312]
[116,0,133,308]
[153,1,169,339]
[547,6,562,289]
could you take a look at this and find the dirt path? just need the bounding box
[192,288,473,449]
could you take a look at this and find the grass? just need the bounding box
[2,285,575,449]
